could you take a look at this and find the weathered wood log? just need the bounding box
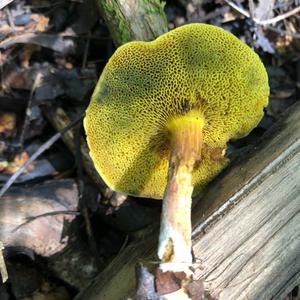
[96,0,168,46]
[75,101,300,300]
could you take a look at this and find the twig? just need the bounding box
[225,0,300,25]
[0,51,4,90]
[256,5,300,25]
[81,31,91,69]
[248,0,255,19]
[0,241,8,283]
[224,0,250,18]
[12,210,80,232]
[4,7,15,31]
[75,123,101,262]
[0,113,84,198]
[18,73,43,149]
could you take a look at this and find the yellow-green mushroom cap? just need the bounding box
[84,23,269,199]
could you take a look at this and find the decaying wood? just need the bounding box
[76,102,300,300]
[96,0,168,46]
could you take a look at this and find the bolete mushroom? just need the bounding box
[84,24,269,271]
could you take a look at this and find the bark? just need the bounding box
[96,0,168,46]
[76,101,300,299]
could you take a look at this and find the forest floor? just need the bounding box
[0,0,299,299]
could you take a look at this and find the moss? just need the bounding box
[97,0,131,45]
[140,0,167,20]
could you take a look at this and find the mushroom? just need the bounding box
[84,24,269,271]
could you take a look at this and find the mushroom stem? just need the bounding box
[158,113,204,271]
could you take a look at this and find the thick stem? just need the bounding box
[158,158,194,270]
[158,113,204,271]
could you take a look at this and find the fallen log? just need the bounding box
[96,0,168,46]
[76,101,300,300]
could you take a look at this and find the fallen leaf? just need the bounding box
[0,113,16,136]
[155,269,187,295]
[20,44,41,68]
[2,152,34,175]
[0,161,9,172]
[30,14,50,32]
[2,65,30,90]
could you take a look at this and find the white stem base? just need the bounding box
[162,288,192,300]
[158,163,193,271]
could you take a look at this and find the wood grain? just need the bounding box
[97,0,168,46]
[76,102,300,299]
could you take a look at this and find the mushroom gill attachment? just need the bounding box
[84,24,269,274]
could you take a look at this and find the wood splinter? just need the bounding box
[0,241,8,283]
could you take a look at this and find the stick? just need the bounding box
[0,241,8,283]
[0,114,83,198]
[225,0,300,25]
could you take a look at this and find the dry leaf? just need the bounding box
[155,269,187,295]
[21,44,42,68]
[0,113,16,136]
[30,14,50,32]
[2,152,34,175]
[0,161,8,172]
